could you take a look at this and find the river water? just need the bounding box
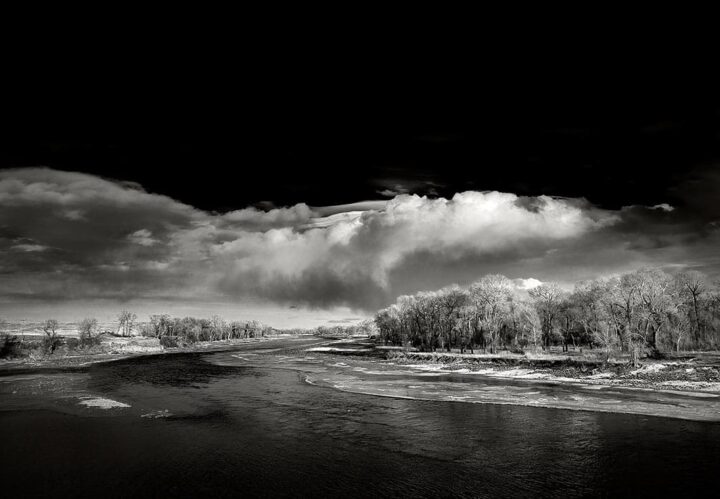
[1,337,719,498]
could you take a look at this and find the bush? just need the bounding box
[78,318,101,348]
[0,334,22,358]
[79,334,101,349]
[65,337,80,351]
[160,336,179,348]
[42,334,64,355]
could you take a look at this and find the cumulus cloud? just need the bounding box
[1,167,718,315]
[221,204,316,230]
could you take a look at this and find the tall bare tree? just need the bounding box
[528,283,563,350]
[118,310,137,337]
[78,317,99,347]
[675,270,706,345]
[470,275,514,353]
[42,319,62,354]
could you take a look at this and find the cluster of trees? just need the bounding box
[139,315,274,344]
[0,317,97,358]
[0,311,280,358]
[311,320,377,338]
[374,269,720,361]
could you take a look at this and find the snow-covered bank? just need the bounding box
[297,340,720,420]
[325,346,720,394]
[303,370,720,422]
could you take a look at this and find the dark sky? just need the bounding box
[3,42,719,212]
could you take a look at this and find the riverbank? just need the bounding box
[308,340,720,394]
[0,334,316,372]
[294,340,720,421]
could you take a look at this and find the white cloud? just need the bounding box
[651,203,675,212]
[515,278,543,290]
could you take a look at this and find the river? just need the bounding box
[1,336,719,498]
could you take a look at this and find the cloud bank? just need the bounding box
[1,167,718,318]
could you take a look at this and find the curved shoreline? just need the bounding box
[0,335,323,376]
[301,369,720,422]
[303,375,719,422]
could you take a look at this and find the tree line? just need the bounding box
[311,321,377,338]
[374,268,720,362]
[139,314,275,346]
[0,310,281,358]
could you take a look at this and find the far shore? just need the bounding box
[0,334,322,373]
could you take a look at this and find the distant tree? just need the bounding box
[78,318,99,347]
[376,306,403,345]
[149,314,172,339]
[1,317,21,358]
[42,319,62,354]
[210,315,227,341]
[118,310,137,337]
[0,333,21,358]
[229,321,243,339]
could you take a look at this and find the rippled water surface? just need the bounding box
[1,337,719,498]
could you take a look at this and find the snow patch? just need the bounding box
[79,397,130,409]
[629,363,668,376]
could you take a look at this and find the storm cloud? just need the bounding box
[1,167,718,316]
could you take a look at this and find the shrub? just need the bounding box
[65,337,80,351]
[42,335,64,354]
[78,318,101,348]
[0,334,22,358]
[160,336,179,348]
[79,335,101,349]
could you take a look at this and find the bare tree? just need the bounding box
[572,280,617,360]
[435,285,468,352]
[78,317,99,347]
[528,283,563,350]
[675,270,706,346]
[42,319,62,354]
[470,275,514,353]
[210,315,227,341]
[118,310,137,337]
[149,314,172,338]
[634,268,676,354]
